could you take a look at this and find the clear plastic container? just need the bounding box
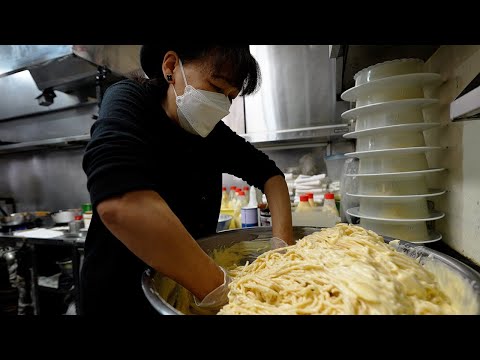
[324,154,348,182]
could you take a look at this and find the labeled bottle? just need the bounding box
[258,203,272,227]
[306,192,316,207]
[221,187,229,209]
[295,194,312,212]
[243,186,250,200]
[231,191,246,228]
[241,185,259,228]
[228,186,237,208]
[323,192,340,218]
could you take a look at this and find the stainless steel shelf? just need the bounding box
[241,123,353,150]
[0,134,91,156]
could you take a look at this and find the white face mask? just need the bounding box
[172,59,231,137]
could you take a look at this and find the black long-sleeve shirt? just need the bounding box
[81,79,284,315]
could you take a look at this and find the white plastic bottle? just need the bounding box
[307,192,316,208]
[221,187,229,209]
[323,192,339,218]
[243,186,250,201]
[295,194,312,212]
[227,186,236,208]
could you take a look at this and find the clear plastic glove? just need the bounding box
[193,266,232,309]
[269,237,289,250]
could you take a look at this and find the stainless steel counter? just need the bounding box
[0,228,85,315]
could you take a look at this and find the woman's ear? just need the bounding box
[162,51,178,84]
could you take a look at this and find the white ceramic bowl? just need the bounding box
[356,130,426,152]
[359,197,429,219]
[354,59,425,87]
[360,218,429,242]
[358,176,428,196]
[358,152,429,174]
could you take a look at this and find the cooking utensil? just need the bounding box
[142,226,480,315]
[0,206,8,217]
[0,213,25,226]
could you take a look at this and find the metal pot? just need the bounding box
[0,213,24,226]
[142,226,480,315]
[0,212,34,227]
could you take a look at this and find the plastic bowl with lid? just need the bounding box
[354,59,425,87]
[356,130,426,152]
[358,152,429,174]
[354,107,426,131]
[360,218,430,242]
[356,86,426,107]
[358,197,430,219]
[358,176,428,196]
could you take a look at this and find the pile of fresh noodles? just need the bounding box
[155,224,460,315]
[218,224,458,315]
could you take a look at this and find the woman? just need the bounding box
[81,45,293,315]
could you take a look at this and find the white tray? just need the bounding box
[341,98,438,120]
[341,73,443,102]
[345,168,446,179]
[343,122,441,139]
[346,207,445,222]
[345,146,443,159]
[346,189,446,200]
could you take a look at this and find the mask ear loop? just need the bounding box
[172,59,189,98]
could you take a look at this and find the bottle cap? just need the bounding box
[300,195,309,202]
[325,193,334,200]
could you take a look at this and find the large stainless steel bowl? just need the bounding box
[141,226,480,315]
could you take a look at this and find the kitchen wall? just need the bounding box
[0,46,352,214]
[0,70,96,212]
[423,45,480,265]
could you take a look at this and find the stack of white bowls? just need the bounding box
[341,59,445,243]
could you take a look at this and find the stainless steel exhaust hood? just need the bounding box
[0,45,142,101]
[242,45,352,147]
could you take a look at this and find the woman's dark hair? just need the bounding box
[133,45,261,97]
